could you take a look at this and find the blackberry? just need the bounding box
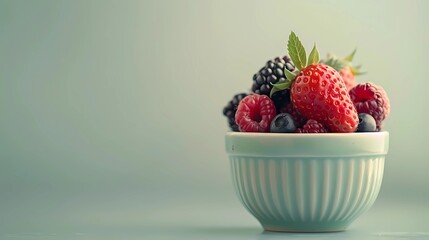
[223,93,248,131]
[272,89,291,113]
[251,56,295,111]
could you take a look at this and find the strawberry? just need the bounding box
[291,64,358,132]
[323,49,364,91]
[271,32,359,133]
[339,66,356,91]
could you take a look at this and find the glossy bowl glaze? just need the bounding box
[225,132,389,232]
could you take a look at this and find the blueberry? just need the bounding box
[357,113,377,132]
[270,113,296,133]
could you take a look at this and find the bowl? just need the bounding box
[225,132,389,232]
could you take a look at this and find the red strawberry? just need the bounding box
[291,64,358,133]
[271,32,358,133]
[235,94,276,132]
[323,50,364,91]
[339,66,356,91]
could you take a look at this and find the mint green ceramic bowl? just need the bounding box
[225,132,389,232]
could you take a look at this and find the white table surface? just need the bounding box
[2,192,428,240]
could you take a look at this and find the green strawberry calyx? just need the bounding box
[270,31,319,97]
[322,49,365,75]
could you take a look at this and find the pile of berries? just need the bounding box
[222,32,390,133]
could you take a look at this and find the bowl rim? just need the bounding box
[226,131,389,137]
[225,131,389,157]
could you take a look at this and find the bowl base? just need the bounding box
[262,224,348,233]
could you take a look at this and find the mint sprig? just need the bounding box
[307,44,320,65]
[288,32,307,71]
[284,68,296,82]
[270,81,292,97]
[270,31,320,97]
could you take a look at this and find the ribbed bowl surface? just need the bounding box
[225,132,389,232]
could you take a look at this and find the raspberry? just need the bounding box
[349,82,390,130]
[296,119,328,133]
[222,93,248,131]
[235,94,276,132]
[280,102,307,128]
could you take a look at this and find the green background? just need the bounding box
[0,0,428,239]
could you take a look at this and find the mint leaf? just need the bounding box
[288,32,307,70]
[272,81,292,89]
[307,44,320,65]
[269,81,292,97]
[343,49,357,62]
[270,86,283,98]
[284,68,296,82]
